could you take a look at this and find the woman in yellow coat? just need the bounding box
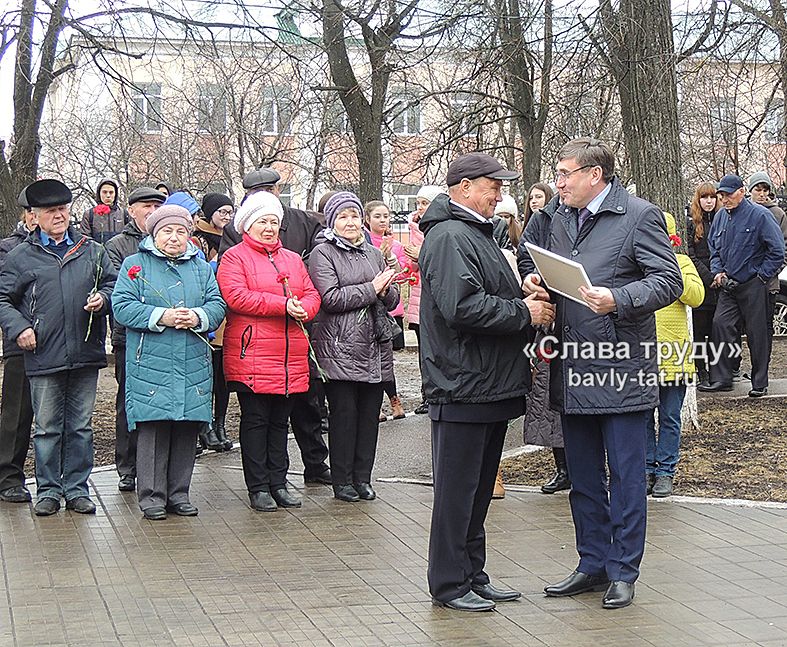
[647,212,705,498]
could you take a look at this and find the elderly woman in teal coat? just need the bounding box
[112,205,226,521]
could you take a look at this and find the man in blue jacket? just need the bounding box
[699,174,785,397]
[521,138,683,609]
[0,179,116,516]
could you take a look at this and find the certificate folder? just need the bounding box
[523,242,593,308]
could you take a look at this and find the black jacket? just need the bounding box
[519,179,683,415]
[686,210,717,309]
[0,224,33,357]
[104,220,148,348]
[0,227,116,376]
[218,204,324,261]
[418,194,533,406]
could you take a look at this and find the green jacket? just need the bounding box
[112,238,226,431]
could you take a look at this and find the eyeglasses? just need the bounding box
[554,165,593,182]
[215,207,234,217]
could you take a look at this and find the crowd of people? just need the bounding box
[0,140,784,613]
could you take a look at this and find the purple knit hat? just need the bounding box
[323,191,364,229]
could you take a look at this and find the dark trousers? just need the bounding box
[710,277,771,389]
[411,323,425,401]
[136,420,198,511]
[114,346,137,478]
[0,355,33,490]
[427,419,506,602]
[238,392,293,492]
[562,411,649,583]
[691,307,715,375]
[212,348,230,422]
[324,380,383,485]
[290,378,330,475]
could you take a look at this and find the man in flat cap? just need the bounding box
[419,152,555,611]
[0,179,116,516]
[104,187,165,493]
[0,188,38,503]
[219,167,332,487]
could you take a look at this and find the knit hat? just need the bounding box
[747,171,774,194]
[323,191,364,229]
[201,193,233,222]
[233,191,284,233]
[416,185,445,203]
[146,205,193,237]
[164,191,200,216]
[494,195,519,217]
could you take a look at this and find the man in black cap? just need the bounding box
[80,177,129,244]
[419,152,555,611]
[699,174,784,397]
[0,188,38,503]
[0,179,116,516]
[104,187,166,492]
[218,167,332,485]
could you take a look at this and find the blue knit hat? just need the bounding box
[324,191,364,229]
[164,191,200,216]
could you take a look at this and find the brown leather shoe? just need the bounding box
[493,469,506,499]
[390,395,406,419]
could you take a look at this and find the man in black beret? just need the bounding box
[0,187,38,503]
[104,186,165,492]
[0,179,117,516]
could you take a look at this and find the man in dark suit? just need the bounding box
[520,138,683,608]
[419,153,555,611]
[219,168,331,485]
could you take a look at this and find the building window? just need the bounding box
[198,84,227,133]
[765,100,784,144]
[390,90,421,135]
[449,92,480,138]
[327,99,351,135]
[709,98,737,143]
[388,183,419,232]
[278,183,292,207]
[131,83,162,133]
[262,86,293,135]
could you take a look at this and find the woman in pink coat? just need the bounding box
[364,200,409,420]
[218,192,321,513]
[404,186,445,414]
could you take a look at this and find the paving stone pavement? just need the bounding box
[2,423,787,646]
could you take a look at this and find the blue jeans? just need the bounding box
[29,368,98,501]
[646,384,687,478]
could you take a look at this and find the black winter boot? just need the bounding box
[541,447,571,494]
[214,416,233,451]
[201,423,223,452]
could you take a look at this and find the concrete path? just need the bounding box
[2,411,787,646]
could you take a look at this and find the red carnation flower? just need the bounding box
[127,265,142,280]
[276,273,290,284]
[94,204,111,216]
[669,234,682,247]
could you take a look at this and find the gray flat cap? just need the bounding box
[242,167,281,190]
[128,187,167,206]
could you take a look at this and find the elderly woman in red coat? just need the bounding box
[217,191,321,512]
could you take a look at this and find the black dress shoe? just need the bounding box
[304,467,332,485]
[143,506,167,520]
[697,381,733,392]
[544,571,609,597]
[748,387,768,397]
[65,497,96,514]
[414,401,429,415]
[541,470,571,494]
[271,487,302,508]
[354,482,376,500]
[0,485,32,503]
[249,491,278,512]
[472,582,521,602]
[166,502,198,516]
[602,581,635,609]
[33,497,60,516]
[432,590,495,612]
[333,484,360,502]
[118,475,136,492]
